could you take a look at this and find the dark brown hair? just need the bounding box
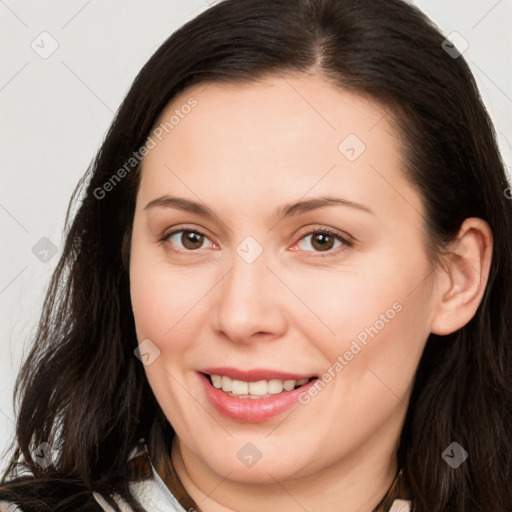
[2,0,511,510]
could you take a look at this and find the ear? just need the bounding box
[430,218,493,336]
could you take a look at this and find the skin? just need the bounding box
[128,73,493,512]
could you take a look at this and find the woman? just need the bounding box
[1,0,511,510]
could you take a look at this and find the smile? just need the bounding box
[209,374,311,398]
[198,367,318,422]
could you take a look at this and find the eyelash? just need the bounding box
[159,225,353,256]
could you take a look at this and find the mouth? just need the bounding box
[197,367,318,422]
[203,373,314,399]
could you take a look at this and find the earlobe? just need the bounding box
[430,218,493,336]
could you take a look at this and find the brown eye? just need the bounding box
[296,229,348,254]
[311,233,335,251]
[164,229,214,252]
[181,231,204,250]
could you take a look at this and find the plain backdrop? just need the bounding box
[1,0,511,472]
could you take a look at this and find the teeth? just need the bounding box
[210,375,311,398]
[221,376,232,392]
[283,380,295,391]
[248,380,268,396]
[231,380,249,395]
[268,379,283,394]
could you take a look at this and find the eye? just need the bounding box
[294,228,352,254]
[160,226,351,255]
[162,228,216,252]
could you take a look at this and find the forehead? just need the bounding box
[152,74,397,161]
[137,74,422,224]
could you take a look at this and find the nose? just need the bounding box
[213,249,288,344]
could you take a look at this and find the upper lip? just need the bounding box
[198,367,316,382]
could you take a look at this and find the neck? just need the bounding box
[169,432,400,512]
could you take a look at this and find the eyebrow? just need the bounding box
[144,195,373,219]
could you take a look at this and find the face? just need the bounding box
[129,74,437,484]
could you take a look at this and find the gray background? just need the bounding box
[1,0,511,471]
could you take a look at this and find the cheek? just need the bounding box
[129,253,211,430]
[288,249,431,346]
[129,247,211,349]
[291,248,432,403]
[130,274,174,349]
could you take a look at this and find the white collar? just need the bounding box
[93,444,186,512]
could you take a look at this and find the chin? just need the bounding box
[198,445,311,484]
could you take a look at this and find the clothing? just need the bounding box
[92,467,186,512]
[0,444,413,511]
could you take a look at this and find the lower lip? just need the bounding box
[199,373,317,423]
